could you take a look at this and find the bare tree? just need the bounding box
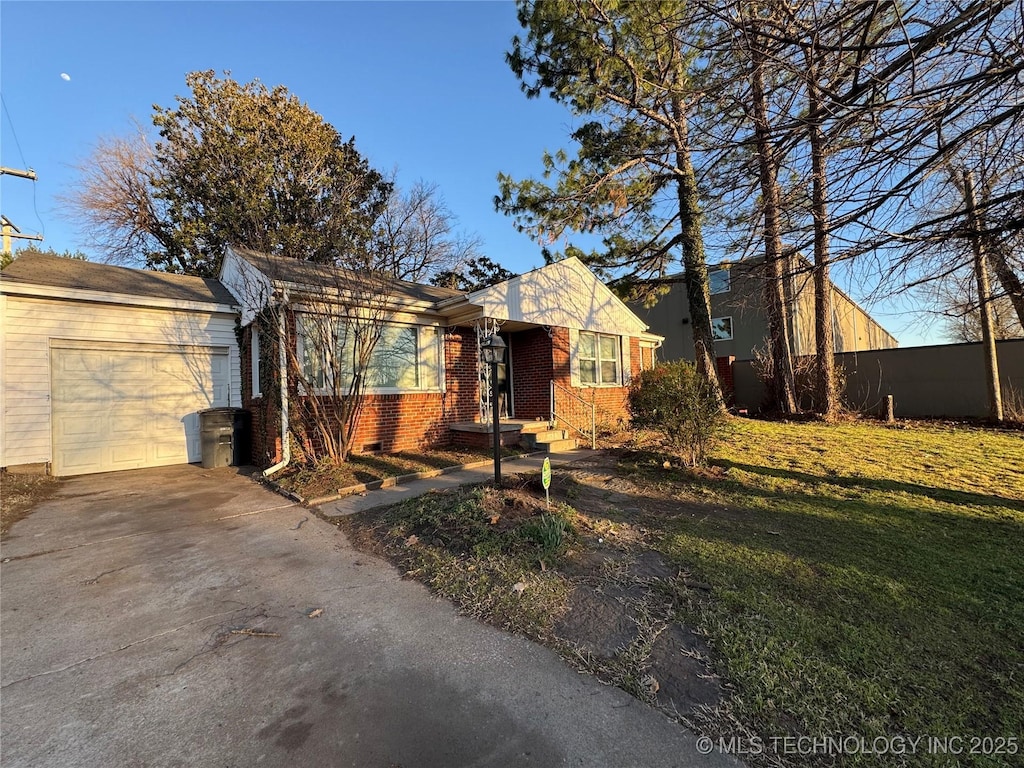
[373,178,483,283]
[63,124,178,267]
[232,249,436,466]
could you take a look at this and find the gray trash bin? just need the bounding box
[199,408,235,468]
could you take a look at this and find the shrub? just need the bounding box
[627,361,726,466]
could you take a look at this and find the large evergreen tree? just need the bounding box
[497,0,724,402]
[70,71,392,277]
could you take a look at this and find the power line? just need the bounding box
[1,94,29,169]
[1,93,46,236]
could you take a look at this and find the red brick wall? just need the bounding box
[552,330,641,429]
[347,329,480,453]
[443,328,482,424]
[716,355,736,406]
[241,323,276,466]
[253,324,484,466]
[250,320,652,465]
[510,327,554,419]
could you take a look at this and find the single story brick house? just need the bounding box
[0,248,662,476]
[219,247,663,468]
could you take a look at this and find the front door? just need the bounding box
[497,333,513,417]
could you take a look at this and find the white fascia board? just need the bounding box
[284,283,440,315]
[290,301,449,327]
[0,282,238,315]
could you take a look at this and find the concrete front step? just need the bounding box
[521,428,567,450]
[530,429,569,444]
[518,420,556,435]
[536,438,578,453]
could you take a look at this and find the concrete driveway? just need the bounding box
[1,465,735,768]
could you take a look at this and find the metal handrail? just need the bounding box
[550,380,596,450]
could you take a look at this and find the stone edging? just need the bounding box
[263,451,549,507]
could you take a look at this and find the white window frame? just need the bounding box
[297,316,444,395]
[709,268,731,295]
[578,330,622,386]
[711,316,734,341]
[251,327,262,398]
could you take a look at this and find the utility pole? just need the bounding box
[964,169,1003,423]
[1,166,38,181]
[2,215,44,256]
[1,166,44,261]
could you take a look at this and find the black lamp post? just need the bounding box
[481,334,507,487]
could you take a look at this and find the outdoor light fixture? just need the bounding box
[481,334,507,486]
[481,334,506,364]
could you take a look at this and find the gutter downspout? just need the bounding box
[264,290,291,477]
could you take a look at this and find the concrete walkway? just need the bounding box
[1,464,739,768]
[318,449,600,517]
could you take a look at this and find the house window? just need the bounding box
[711,317,734,341]
[579,331,620,385]
[360,324,419,388]
[709,268,730,295]
[251,328,262,398]
[300,318,441,393]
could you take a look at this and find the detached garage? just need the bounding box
[1,253,241,476]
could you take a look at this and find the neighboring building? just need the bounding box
[0,253,241,476]
[221,247,663,467]
[634,257,898,366]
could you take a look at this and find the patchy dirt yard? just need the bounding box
[338,452,728,730]
[1,472,61,539]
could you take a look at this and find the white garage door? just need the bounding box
[50,342,230,476]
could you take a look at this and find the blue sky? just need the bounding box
[1,1,938,345]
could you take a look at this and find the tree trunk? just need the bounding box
[672,96,725,408]
[964,170,1003,422]
[807,59,839,420]
[748,30,797,414]
[986,236,1024,331]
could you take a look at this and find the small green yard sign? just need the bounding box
[542,457,551,507]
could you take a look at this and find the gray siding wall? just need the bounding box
[633,261,896,363]
[733,339,1024,418]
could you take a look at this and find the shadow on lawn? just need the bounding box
[713,459,1024,512]
[564,455,1023,614]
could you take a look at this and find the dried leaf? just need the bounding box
[489,514,501,525]
[307,608,324,619]
[511,581,527,594]
[405,534,419,547]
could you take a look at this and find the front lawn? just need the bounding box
[633,419,1023,764]
[339,418,1024,766]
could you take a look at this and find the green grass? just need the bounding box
[624,418,1023,764]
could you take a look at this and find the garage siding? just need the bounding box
[1,295,241,468]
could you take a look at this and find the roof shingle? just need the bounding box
[1,253,237,306]
[230,246,464,306]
